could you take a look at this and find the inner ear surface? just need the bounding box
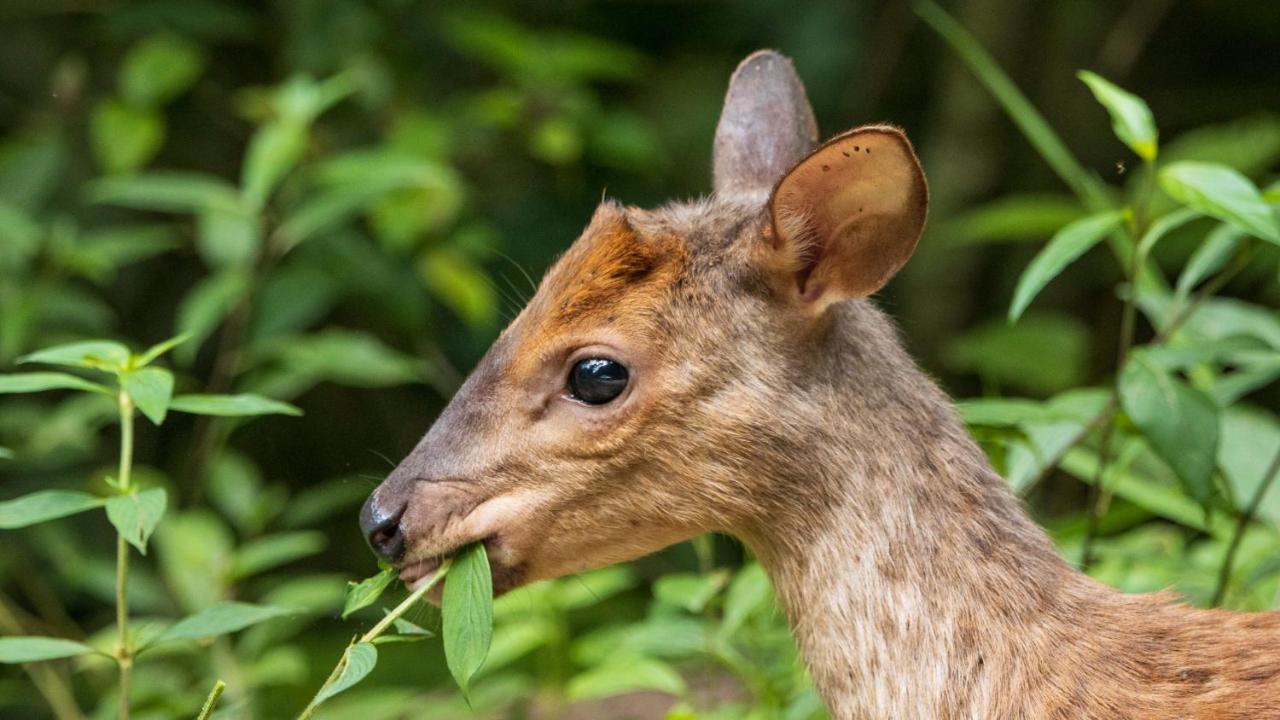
[770,126,928,303]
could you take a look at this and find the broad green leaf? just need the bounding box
[1175,224,1243,301]
[155,602,291,644]
[0,490,105,529]
[89,172,241,214]
[0,372,110,395]
[119,34,205,107]
[442,543,493,694]
[169,393,301,417]
[342,566,397,619]
[958,398,1067,427]
[274,330,424,388]
[106,488,167,554]
[653,571,729,614]
[418,247,499,329]
[155,512,236,612]
[1159,162,1279,244]
[1218,408,1280,525]
[136,332,191,367]
[1009,211,1122,322]
[1077,71,1158,161]
[242,120,307,210]
[0,636,95,663]
[123,367,173,424]
[1136,207,1200,258]
[20,340,131,371]
[174,269,250,365]
[231,531,326,579]
[721,563,772,637]
[1119,352,1221,505]
[314,642,378,704]
[90,99,164,174]
[946,313,1091,396]
[566,655,686,701]
[196,205,260,267]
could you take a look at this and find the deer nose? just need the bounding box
[359,494,406,563]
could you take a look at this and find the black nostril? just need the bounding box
[359,494,406,563]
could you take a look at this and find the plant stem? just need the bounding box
[1211,445,1280,607]
[114,391,135,720]
[196,680,226,720]
[296,559,453,720]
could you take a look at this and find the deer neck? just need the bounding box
[736,305,1109,718]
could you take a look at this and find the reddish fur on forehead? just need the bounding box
[535,202,683,329]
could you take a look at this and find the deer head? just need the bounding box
[359,50,927,597]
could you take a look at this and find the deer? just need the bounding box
[358,51,1280,719]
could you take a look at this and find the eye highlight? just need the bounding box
[568,358,629,405]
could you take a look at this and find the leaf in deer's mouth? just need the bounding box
[441,542,493,697]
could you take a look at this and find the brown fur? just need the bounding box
[366,51,1280,718]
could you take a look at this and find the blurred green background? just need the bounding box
[1,1,1277,718]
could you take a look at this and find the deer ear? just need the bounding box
[713,50,818,197]
[769,125,928,308]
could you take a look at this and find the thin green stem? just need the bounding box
[114,391,135,720]
[1211,446,1280,607]
[196,680,226,720]
[297,559,453,720]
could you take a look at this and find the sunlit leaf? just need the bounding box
[1159,162,1280,244]
[1009,211,1122,322]
[168,393,301,417]
[313,642,377,704]
[90,99,164,174]
[106,487,167,554]
[1078,71,1158,161]
[119,34,205,107]
[0,372,110,395]
[154,602,291,644]
[443,543,493,694]
[20,340,131,372]
[0,490,105,529]
[1119,352,1220,506]
[123,367,173,424]
[0,636,95,663]
[342,566,397,619]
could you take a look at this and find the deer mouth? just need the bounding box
[398,534,523,599]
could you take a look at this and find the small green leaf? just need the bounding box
[567,655,687,701]
[231,531,326,580]
[242,120,307,211]
[119,34,205,107]
[1136,207,1200,259]
[418,248,499,330]
[123,367,174,424]
[1159,161,1280,244]
[106,487,167,554]
[653,571,729,614]
[1009,211,1122,323]
[90,99,165,174]
[313,642,378,704]
[442,543,493,694]
[174,270,250,365]
[1077,71,1158,161]
[1119,352,1221,506]
[391,616,433,637]
[0,372,110,395]
[342,566,397,619]
[19,340,131,372]
[196,205,260,267]
[168,393,302,417]
[89,172,241,214]
[1175,223,1243,301]
[0,636,95,663]
[721,563,772,637]
[154,602,291,644]
[0,490,105,529]
[0,447,11,460]
[136,332,191,367]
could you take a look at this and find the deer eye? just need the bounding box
[568,358,629,405]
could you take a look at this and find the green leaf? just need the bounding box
[721,563,772,637]
[242,120,307,210]
[90,99,165,174]
[391,616,433,637]
[168,393,301,417]
[0,490,105,529]
[418,247,499,329]
[274,330,425,388]
[0,447,11,460]
[567,655,686,701]
[196,205,260,267]
[89,172,241,214]
[136,332,191,367]
[20,340,131,372]
[1009,211,1122,322]
[106,488,167,554]
[946,313,1091,396]
[958,398,1068,427]
[155,602,291,644]
[653,571,729,614]
[1136,207,1200,259]
[123,367,174,424]
[1118,352,1221,505]
[342,566,397,619]
[442,543,493,694]
[231,531,326,579]
[944,194,1086,246]
[313,642,378,705]
[1218,408,1280,525]
[119,34,205,107]
[0,636,95,663]
[1159,162,1280,244]
[1175,223,1243,302]
[174,269,250,365]
[1077,71,1158,161]
[0,372,110,395]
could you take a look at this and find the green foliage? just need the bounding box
[442,544,495,695]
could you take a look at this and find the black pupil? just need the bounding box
[569,358,628,404]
